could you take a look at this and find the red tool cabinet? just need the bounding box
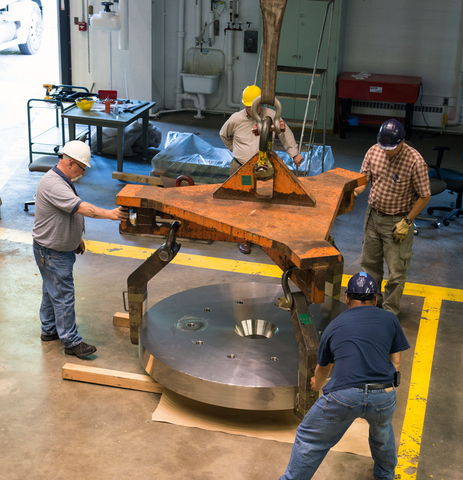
[336,72,422,139]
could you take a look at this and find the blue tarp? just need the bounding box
[151,131,335,184]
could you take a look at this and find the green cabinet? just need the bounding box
[276,0,342,133]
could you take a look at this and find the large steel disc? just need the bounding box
[139,282,345,410]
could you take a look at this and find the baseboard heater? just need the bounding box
[351,100,444,128]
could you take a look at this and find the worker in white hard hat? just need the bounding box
[32,140,129,358]
[220,85,303,254]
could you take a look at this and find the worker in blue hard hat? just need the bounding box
[279,271,410,480]
[219,85,303,255]
[354,119,431,315]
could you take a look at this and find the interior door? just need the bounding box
[275,2,300,118]
[277,0,342,131]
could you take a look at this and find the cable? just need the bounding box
[417,83,441,140]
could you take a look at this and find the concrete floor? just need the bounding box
[1,45,463,478]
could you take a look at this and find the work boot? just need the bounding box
[41,332,59,341]
[239,242,251,254]
[65,342,97,358]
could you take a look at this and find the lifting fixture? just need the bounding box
[116,0,365,420]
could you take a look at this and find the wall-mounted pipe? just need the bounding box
[208,11,215,45]
[119,0,129,50]
[226,29,241,109]
[196,0,202,43]
[445,27,463,126]
[179,92,206,118]
[446,72,463,126]
[175,0,186,109]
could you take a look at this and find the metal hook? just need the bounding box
[251,95,283,136]
[259,116,273,153]
[276,265,298,310]
[158,221,181,262]
[251,94,263,134]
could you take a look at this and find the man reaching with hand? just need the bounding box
[32,140,129,357]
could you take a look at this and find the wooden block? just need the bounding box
[113,312,130,328]
[112,171,163,186]
[150,168,167,177]
[62,363,163,394]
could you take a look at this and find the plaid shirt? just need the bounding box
[360,143,431,215]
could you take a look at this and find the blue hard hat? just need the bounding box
[346,272,378,295]
[377,118,405,150]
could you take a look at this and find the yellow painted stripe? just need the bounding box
[84,239,282,278]
[1,226,462,477]
[395,295,442,479]
[2,227,462,300]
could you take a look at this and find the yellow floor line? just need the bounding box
[2,226,462,478]
[395,295,442,479]
[84,239,283,278]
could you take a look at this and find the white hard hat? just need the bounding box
[61,140,92,168]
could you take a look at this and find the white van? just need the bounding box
[0,0,43,54]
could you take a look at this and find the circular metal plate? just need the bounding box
[139,282,345,410]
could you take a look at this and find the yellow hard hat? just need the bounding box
[242,85,261,106]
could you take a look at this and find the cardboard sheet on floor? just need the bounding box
[152,389,371,457]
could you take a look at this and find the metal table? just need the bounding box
[61,101,156,172]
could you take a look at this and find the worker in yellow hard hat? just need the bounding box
[219,85,303,254]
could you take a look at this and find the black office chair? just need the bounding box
[414,177,447,234]
[427,146,463,226]
[24,155,59,211]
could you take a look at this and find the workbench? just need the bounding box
[61,101,156,172]
[336,72,422,139]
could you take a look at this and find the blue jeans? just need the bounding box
[33,242,82,348]
[280,387,397,480]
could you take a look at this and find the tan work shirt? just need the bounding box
[219,107,300,165]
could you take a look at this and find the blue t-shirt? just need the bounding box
[318,305,410,394]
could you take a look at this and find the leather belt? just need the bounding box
[354,383,394,390]
[372,208,408,217]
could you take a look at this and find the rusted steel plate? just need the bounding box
[117,167,366,271]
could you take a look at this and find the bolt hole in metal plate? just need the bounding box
[139,283,345,410]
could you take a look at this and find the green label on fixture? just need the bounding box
[241,175,252,186]
[299,313,312,325]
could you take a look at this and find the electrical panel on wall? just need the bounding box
[244,30,258,54]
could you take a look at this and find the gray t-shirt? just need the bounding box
[32,167,84,251]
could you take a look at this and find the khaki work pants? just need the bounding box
[360,206,414,315]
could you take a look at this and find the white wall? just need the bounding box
[340,0,463,125]
[162,0,261,113]
[69,0,261,114]
[68,0,463,126]
[70,0,152,102]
